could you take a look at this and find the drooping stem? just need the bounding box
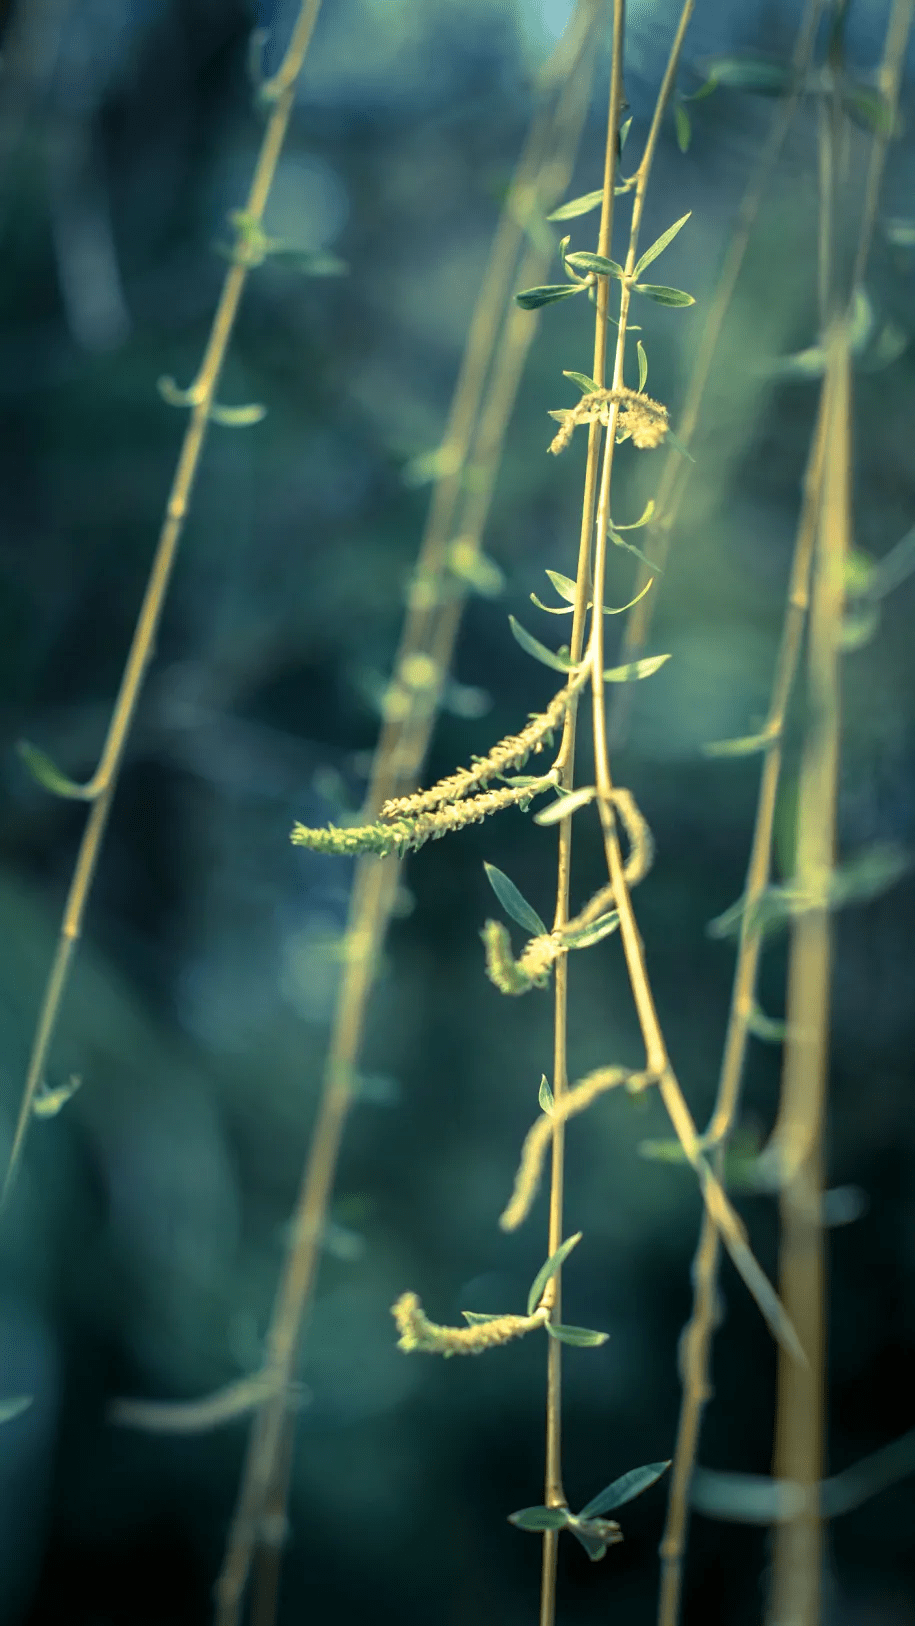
[3,0,325,1211]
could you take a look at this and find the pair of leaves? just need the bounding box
[530,566,654,619]
[707,842,911,940]
[463,1232,608,1348]
[508,614,670,684]
[517,213,694,310]
[509,1460,671,1561]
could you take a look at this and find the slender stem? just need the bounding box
[767,318,849,1626]
[539,18,626,1621]
[657,384,829,1626]
[3,0,325,1211]
[216,20,599,1626]
[608,0,829,747]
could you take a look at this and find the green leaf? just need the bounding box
[609,530,662,572]
[746,1005,787,1042]
[508,1505,571,1531]
[579,1460,671,1520]
[157,374,205,408]
[516,283,587,310]
[209,402,267,427]
[539,1075,554,1114]
[546,189,604,222]
[666,429,696,462]
[564,911,620,949]
[619,116,632,151]
[564,251,624,279]
[675,100,692,152]
[543,569,575,602]
[703,727,776,758]
[546,1323,609,1347]
[842,84,896,138]
[567,1520,619,1561]
[562,370,600,394]
[534,785,596,826]
[603,653,671,682]
[33,1074,82,1119]
[533,570,654,618]
[483,862,548,938]
[828,842,910,908]
[448,540,505,597]
[461,1311,508,1325]
[634,213,691,277]
[636,341,648,393]
[509,615,582,673]
[17,742,90,800]
[701,56,790,94]
[614,498,656,530]
[633,284,695,306]
[0,1397,32,1425]
[527,1232,582,1317]
[885,217,915,247]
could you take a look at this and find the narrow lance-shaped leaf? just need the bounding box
[483,863,547,938]
[633,212,691,277]
[546,189,604,222]
[0,1397,32,1425]
[534,785,597,826]
[508,614,582,673]
[516,283,586,311]
[564,911,620,949]
[527,1232,582,1317]
[609,529,662,573]
[637,341,648,393]
[562,369,599,394]
[579,1460,672,1520]
[675,100,691,152]
[545,1323,609,1347]
[603,653,671,682]
[508,1505,571,1531]
[633,284,696,307]
[17,742,91,800]
[564,251,625,279]
[539,1075,554,1113]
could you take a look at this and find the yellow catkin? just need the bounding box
[500,1066,651,1231]
[391,1292,547,1356]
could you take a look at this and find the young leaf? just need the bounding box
[209,402,267,427]
[527,1232,583,1317]
[534,785,597,826]
[157,374,205,408]
[539,1075,554,1114]
[564,251,624,279]
[638,1138,690,1164]
[842,84,896,138]
[546,189,604,222]
[461,1311,508,1325]
[578,1460,672,1520]
[564,911,620,949]
[637,341,648,393]
[746,1004,787,1042]
[17,742,90,800]
[509,615,582,673]
[633,284,695,306]
[268,248,347,276]
[611,533,662,572]
[545,568,576,602]
[33,1074,82,1119]
[614,497,655,530]
[516,283,586,310]
[562,370,600,394]
[483,862,548,938]
[603,654,671,682]
[567,1520,621,1561]
[508,1505,571,1531]
[545,1323,609,1347]
[666,428,696,462]
[675,100,691,152]
[633,213,691,277]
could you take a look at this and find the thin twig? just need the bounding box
[3,0,325,1211]
[608,0,830,748]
